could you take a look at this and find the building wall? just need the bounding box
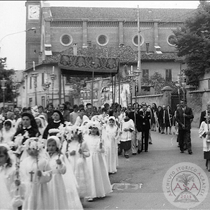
[51,25,83,52]
[141,62,181,81]
[158,26,177,51]
[87,24,119,47]
[24,65,74,107]
[49,21,178,54]
[25,0,42,69]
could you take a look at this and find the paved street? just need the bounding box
[83,127,210,210]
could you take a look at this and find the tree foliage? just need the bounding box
[143,72,177,94]
[0,58,15,103]
[173,1,210,87]
[66,76,89,97]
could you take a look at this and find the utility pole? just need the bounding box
[137,5,142,93]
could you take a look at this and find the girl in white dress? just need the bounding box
[46,135,83,210]
[20,137,52,210]
[0,144,24,210]
[1,120,16,145]
[67,126,91,203]
[84,121,112,201]
[46,136,69,209]
[104,116,119,174]
[199,116,210,171]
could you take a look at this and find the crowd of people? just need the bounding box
[0,98,210,209]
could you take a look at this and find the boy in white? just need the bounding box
[119,112,135,158]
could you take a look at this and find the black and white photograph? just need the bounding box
[0,1,210,209]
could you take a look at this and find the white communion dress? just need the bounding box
[104,124,118,173]
[84,134,112,199]
[67,140,92,198]
[20,155,52,210]
[47,153,70,210]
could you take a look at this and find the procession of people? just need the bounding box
[1,98,210,209]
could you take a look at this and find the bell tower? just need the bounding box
[25,0,41,69]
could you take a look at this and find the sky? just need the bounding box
[0,1,200,70]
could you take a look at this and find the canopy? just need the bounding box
[59,55,119,77]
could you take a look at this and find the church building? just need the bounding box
[22,0,195,107]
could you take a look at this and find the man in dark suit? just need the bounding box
[139,103,151,152]
[59,103,70,122]
[176,100,194,154]
[199,101,210,127]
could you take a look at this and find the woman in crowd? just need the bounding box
[13,112,40,145]
[42,110,64,140]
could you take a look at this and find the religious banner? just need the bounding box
[59,55,119,77]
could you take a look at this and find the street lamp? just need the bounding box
[32,61,38,106]
[50,66,56,105]
[42,80,51,105]
[0,27,36,45]
[181,74,187,102]
[12,84,17,106]
[128,65,140,105]
[0,78,7,108]
[176,71,187,102]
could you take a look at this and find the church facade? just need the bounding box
[22,0,195,107]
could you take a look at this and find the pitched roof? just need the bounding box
[42,46,180,65]
[50,7,196,22]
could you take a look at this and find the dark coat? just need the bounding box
[128,111,142,132]
[42,121,63,139]
[163,108,172,127]
[13,126,40,144]
[139,109,151,131]
[175,106,194,130]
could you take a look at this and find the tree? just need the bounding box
[66,76,89,98]
[0,57,15,103]
[146,72,177,94]
[173,1,210,87]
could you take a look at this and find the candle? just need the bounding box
[52,66,55,74]
[33,61,35,71]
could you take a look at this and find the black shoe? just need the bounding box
[132,153,137,155]
[124,155,129,158]
[137,150,142,154]
[188,151,193,155]
[149,142,152,144]
[145,150,148,152]
[180,151,184,153]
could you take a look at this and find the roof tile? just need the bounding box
[42,46,179,64]
[50,7,196,22]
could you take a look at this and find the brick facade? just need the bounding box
[24,1,195,107]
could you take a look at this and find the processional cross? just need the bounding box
[29,171,35,182]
